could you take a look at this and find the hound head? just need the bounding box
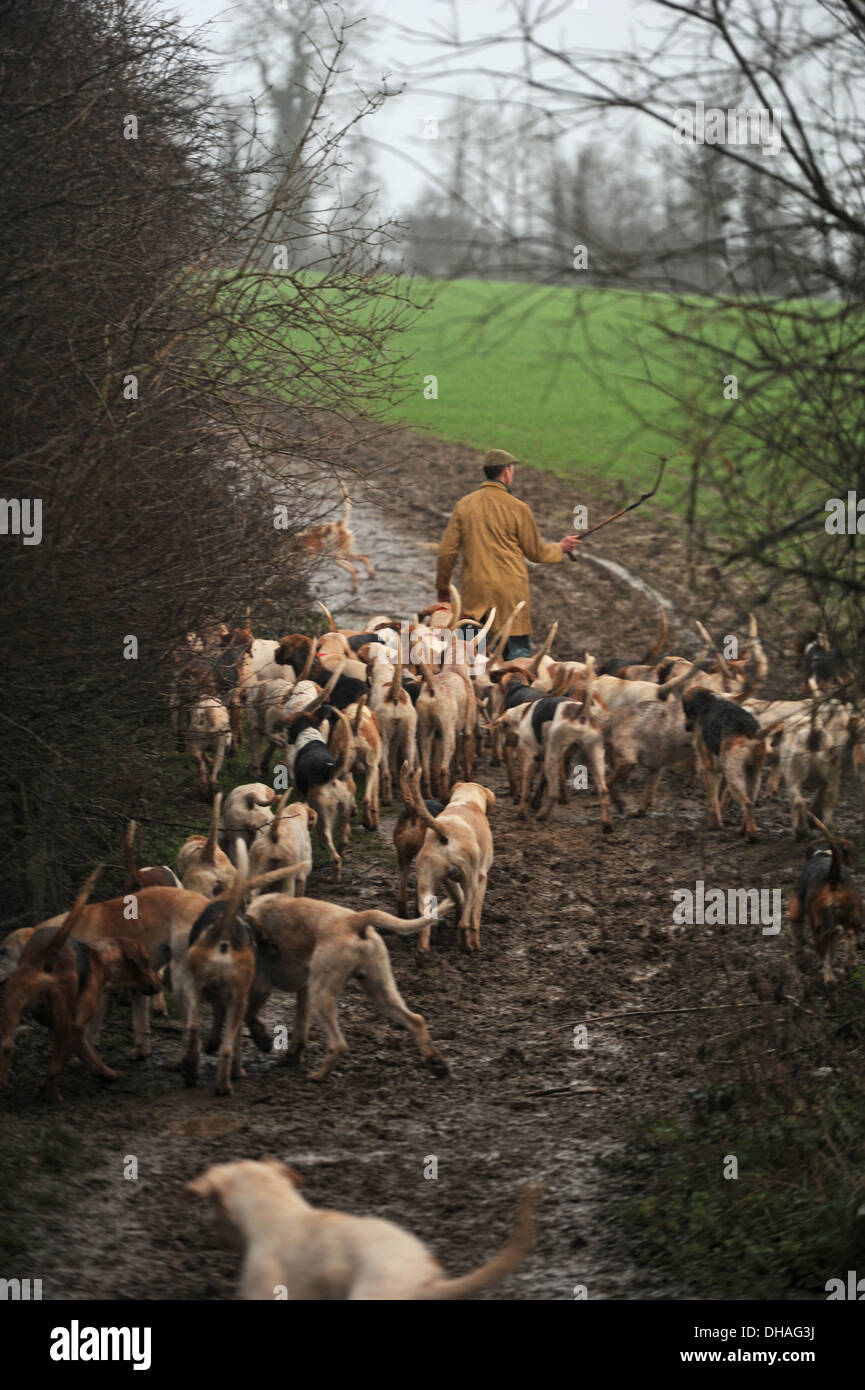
[450,782,496,815]
[274,634,314,676]
[681,687,713,731]
[183,1159,306,1247]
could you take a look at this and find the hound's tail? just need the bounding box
[447,584,462,630]
[642,606,668,663]
[695,620,734,680]
[578,653,596,721]
[348,901,453,938]
[36,865,103,971]
[454,668,477,733]
[743,613,768,691]
[214,845,306,904]
[549,664,578,698]
[301,661,346,716]
[464,607,497,661]
[210,840,249,945]
[526,621,558,679]
[316,600,338,633]
[269,790,292,842]
[417,1184,541,1300]
[123,822,142,887]
[398,762,414,807]
[298,636,317,682]
[488,601,526,667]
[389,651,403,703]
[203,793,222,864]
[808,812,843,886]
[330,707,355,782]
[352,693,367,735]
[404,766,448,843]
[246,788,277,810]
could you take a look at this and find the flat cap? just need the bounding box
[483,449,518,470]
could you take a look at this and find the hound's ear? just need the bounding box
[484,787,496,811]
[263,1159,304,1188]
[119,938,151,971]
[305,806,318,828]
[183,1169,221,1201]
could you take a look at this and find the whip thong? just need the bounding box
[567,455,668,560]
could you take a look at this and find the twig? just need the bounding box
[584,1002,770,1024]
[524,1084,604,1097]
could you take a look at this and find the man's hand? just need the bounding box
[436,589,451,602]
[559,535,581,554]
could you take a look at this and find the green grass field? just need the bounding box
[239,269,838,523]
[233,270,740,512]
[381,277,745,513]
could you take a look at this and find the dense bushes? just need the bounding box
[0,0,415,918]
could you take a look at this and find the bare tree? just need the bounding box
[231,0,377,266]
[0,0,419,918]
[388,0,865,686]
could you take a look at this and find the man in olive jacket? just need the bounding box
[436,449,580,660]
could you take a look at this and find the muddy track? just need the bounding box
[3,423,856,1301]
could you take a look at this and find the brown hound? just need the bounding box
[0,868,162,1102]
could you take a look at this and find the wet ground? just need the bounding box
[2,422,858,1300]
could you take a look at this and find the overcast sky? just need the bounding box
[156,0,653,213]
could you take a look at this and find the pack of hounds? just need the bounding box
[1,551,862,1296]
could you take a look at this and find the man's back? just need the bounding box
[436,479,563,637]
